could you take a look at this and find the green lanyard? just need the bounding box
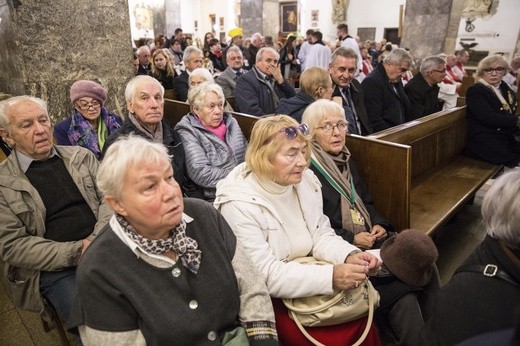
[311,156,356,207]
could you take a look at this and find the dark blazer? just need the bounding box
[332,79,373,135]
[172,70,190,102]
[404,72,442,120]
[234,66,295,116]
[361,63,411,132]
[464,82,520,166]
[137,64,151,76]
[309,158,393,244]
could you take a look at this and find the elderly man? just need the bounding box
[329,47,372,135]
[246,32,264,70]
[136,45,152,75]
[453,49,470,80]
[361,48,413,132]
[404,56,446,119]
[438,53,462,110]
[102,75,191,196]
[216,46,246,98]
[234,47,295,116]
[172,46,204,101]
[222,27,249,70]
[0,96,111,328]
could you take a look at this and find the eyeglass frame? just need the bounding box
[262,123,309,146]
[316,121,349,134]
[75,100,101,111]
[483,67,506,75]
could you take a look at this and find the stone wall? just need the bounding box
[0,0,133,125]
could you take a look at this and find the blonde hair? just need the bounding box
[300,67,332,99]
[245,115,311,180]
[476,55,509,79]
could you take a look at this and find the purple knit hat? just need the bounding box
[70,80,107,105]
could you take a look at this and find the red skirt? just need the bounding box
[272,298,381,346]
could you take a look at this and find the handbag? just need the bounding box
[282,257,380,346]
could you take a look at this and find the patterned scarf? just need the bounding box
[67,107,121,159]
[116,214,202,274]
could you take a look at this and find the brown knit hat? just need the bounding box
[380,229,438,287]
[69,80,107,105]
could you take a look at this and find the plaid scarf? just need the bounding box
[116,214,201,274]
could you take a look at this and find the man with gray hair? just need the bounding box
[404,56,446,119]
[172,46,204,101]
[234,47,295,115]
[246,32,264,69]
[216,46,246,98]
[361,47,413,132]
[0,96,111,332]
[136,45,152,75]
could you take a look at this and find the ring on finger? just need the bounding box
[355,281,359,288]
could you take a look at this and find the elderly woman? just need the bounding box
[423,169,520,345]
[102,75,189,195]
[464,55,520,166]
[214,115,382,345]
[301,99,393,249]
[54,80,123,159]
[69,135,278,345]
[175,82,247,201]
[149,48,176,90]
[189,69,234,112]
[275,66,333,122]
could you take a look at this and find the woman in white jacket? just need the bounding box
[214,115,382,345]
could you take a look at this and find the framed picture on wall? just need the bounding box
[280,2,298,34]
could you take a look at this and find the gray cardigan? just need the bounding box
[175,112,247,201]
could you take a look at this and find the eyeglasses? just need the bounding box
[263,123,309,145]
[483,67,506,74]
[204,103,224,111]
[76,100,101,110]
[316,122,348,133]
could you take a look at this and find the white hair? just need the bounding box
[124,75,164,103]
[187,82,224,112]
[0,96,48,133]
[482,169,520,250]
[301,99,346,138]
[97,134,171,202]
[189,68,215,85]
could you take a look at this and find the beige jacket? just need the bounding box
[0,146,112,312]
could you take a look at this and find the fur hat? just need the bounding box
[70,80,107,105]
[228,27,243,38]
[380,229,438,287]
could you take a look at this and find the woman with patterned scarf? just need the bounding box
[54,80,122,160]
[69,135,279,345]
[302,99,394,250]
[464,54,520,166]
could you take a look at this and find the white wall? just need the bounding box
[455,0,520,61]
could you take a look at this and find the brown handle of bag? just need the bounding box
[288,281,375,346]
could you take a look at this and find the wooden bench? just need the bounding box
[163,98,260,140]
[346,106,502,236]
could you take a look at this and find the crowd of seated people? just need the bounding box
[1,21,520,346]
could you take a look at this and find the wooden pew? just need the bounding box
[458,75,475,97]
[346,106,502,236]
[163,98,260,140]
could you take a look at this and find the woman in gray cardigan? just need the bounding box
[175,82,247,201]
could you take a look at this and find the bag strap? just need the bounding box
[455,264,519,287]
[288,279,376,346]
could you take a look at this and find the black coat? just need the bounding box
[404,72,442,120]
[361,63,411,132]
[234,66,295,116]
[332,79,373,135]
[172,70,190,102]
[309,158,393,245]
[464,82,520,166]
[422,235,520,345]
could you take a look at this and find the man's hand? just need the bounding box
[370,224,387,240]
[353,232,376,249]
[267,64,284,84]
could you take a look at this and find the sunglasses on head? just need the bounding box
[263,123,309,145]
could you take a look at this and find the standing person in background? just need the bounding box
[278,34,299,81]
[305,31,332,70]
[453,49,470,80]
[202,32,214,55]
[246,33,264,71]
[337,23,362,74]
[222,27,249,70]
[54,80,123,160]
[173,28,187,51]
[149,49,176,90]
[136,45,152,76]
[298,29,315,71]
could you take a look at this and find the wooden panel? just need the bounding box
[226,97,236,110]
[228,111,260,141]
[410,155,502,235]
[347,134,411,232]
[459,76,475,97]
[163,99,190,128]
[164,89,178,100]
[456,97,466,107]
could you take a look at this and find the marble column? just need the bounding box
[165,0,181,38]
[239,0,279,39]
[400,0,453,65]
[0,0,132,125]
